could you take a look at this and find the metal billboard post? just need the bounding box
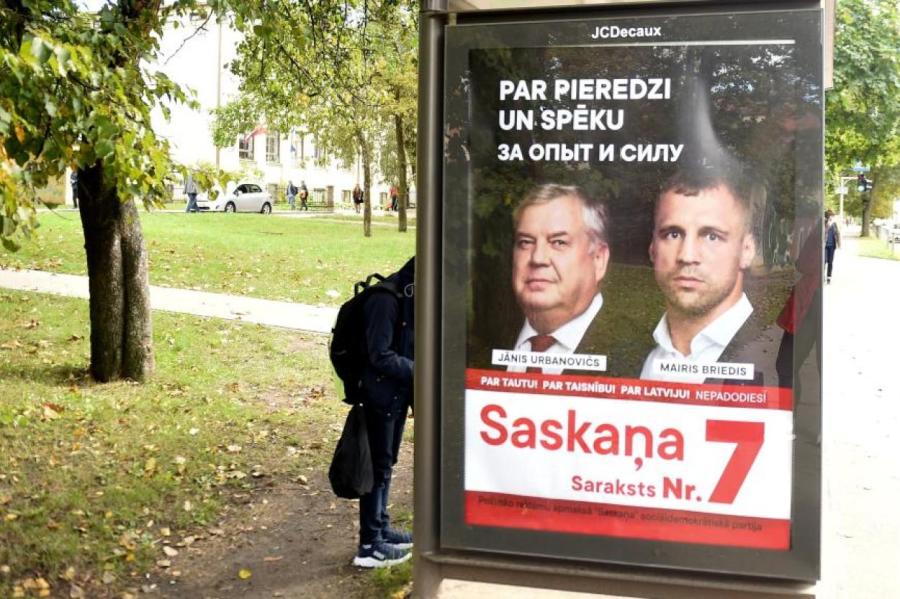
[414,1,448,598]
[415,1,826,596]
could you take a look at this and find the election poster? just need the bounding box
[440,6,822,580]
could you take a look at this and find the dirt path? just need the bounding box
[146,446,414,599]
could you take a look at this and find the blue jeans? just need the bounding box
[358,405,407,545]
[185,193,198,213]
[825,245,836,278]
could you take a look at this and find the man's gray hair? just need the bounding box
[513,184,610,246]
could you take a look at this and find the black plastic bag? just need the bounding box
[328,404,374,499]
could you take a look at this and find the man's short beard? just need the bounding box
[659,277,735,319]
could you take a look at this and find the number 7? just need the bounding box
[706,420,765,504]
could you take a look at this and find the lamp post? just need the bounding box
[837,175,856,222]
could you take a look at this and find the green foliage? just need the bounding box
[210,95,258,149]
[213,0,418,189]
[827,173,895,220]
[826,0,900,225]
[0,0,207,250]
[185,161,237,200]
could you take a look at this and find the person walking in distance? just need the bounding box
[353,183,364,214]
[184,172,199,213]
[824,209,841,284]
[353,257,415,568]
[389,185,399,212]
[299,181,309,211]
[286,180,298,210]
[70,169,79,209]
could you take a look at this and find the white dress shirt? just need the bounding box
[640,293,753,383]
[508,293,604,375]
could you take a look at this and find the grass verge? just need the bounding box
[855,237,900,261]
[370,558,413,599]
[0,289,346,598]
[0,211,415,305]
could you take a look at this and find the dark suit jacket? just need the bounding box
[702,316,782,388]
[570,311,653,379]
[506,295,654,379]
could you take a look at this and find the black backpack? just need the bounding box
[330,273,400,404]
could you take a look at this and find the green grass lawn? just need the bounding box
[0,212,415,304]
[0,289,348,597]
[855,237,900,261]
[312,213,417,226]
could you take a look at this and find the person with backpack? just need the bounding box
[299,181,309,211]
[334,258,415,568]
[286,180,298,210]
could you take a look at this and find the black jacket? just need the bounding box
[361,259,415,414]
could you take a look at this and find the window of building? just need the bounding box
[266,132,280,164]
[238,136,254,161]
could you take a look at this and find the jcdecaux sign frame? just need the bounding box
[415,0,823,588]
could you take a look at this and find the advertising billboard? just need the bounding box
[440,6,822,580]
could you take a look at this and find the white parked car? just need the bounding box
[197,182,273,214]
[891,225,900,243]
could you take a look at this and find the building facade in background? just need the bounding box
[68,15,399,209]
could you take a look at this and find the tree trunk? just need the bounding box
[358,130,372,238]
[861,193,873,237]
[393,91,408,234]
[78,161,154,382]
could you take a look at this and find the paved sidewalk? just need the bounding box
[820,231,900,598]
[39,206,417,227]
[0,268,337,334]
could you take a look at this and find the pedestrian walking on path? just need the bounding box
[299,181,309,211]
[70,169,79,208]
[184,173,199,213]
[824,209,841,283]
[352,183,363,214]
[286,180,298,211]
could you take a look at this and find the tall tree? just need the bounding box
[826,0,900,236]
[213,0,418,236]
[0,0,216,381]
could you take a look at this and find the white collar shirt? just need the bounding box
[640,293,753,383]
[509,293,604,374]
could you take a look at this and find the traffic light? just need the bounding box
[857,174,871,192]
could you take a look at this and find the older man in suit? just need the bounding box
[505,184,620,375]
